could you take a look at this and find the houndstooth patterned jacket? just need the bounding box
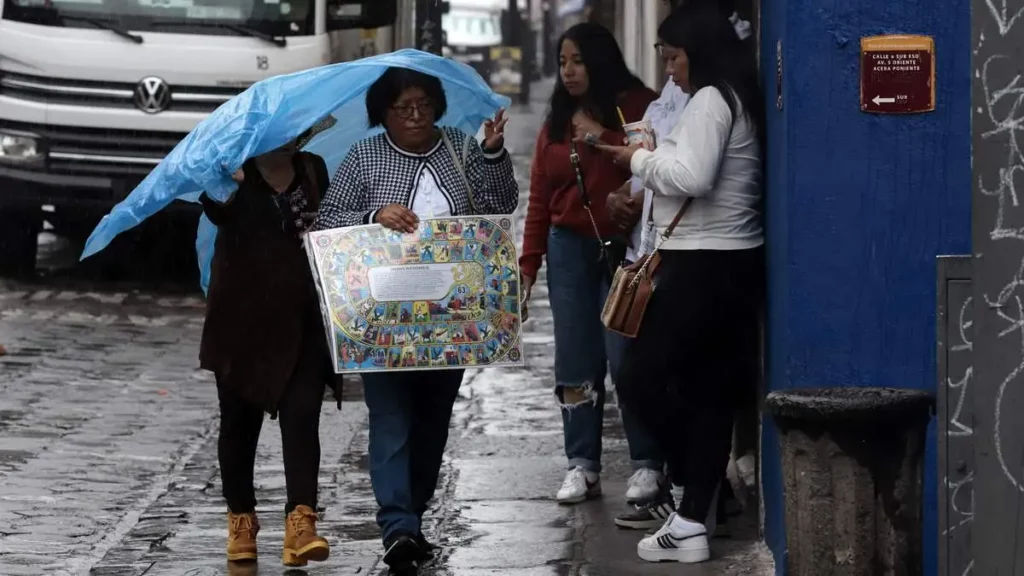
[313,126,518,230]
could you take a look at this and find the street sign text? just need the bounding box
[860,35,936,114]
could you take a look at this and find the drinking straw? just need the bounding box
[616,106,627,126]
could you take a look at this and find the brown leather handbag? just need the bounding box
[601,197,692,338]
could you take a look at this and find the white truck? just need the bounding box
[0,0,415,275]
[442,0,529,99]
[443,0,504,48]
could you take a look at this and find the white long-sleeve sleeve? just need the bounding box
[630,80,690,195]
[630,87,733,199]
[627,81,691,261]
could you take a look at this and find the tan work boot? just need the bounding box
[282,504,330,566]
[226,512,259,562]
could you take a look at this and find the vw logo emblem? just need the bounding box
[134,76,171,114]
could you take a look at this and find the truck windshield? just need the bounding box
[2,0,314,37]
[443,10,502,47]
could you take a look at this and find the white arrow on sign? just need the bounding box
[872,95,897,105]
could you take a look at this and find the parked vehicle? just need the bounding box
[443,0,503,48]
[0,0,414,275]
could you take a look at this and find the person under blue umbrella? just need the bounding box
[76,49,512,575]
[199,118,337,567]
[313,67,516,574]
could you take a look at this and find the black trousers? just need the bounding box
[217,342,326,515]
[620,247,763,524]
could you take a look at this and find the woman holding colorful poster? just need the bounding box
[313,66,517,574]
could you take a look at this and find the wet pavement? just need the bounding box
[0,80,773,576]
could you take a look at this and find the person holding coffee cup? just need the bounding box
[594,2,765,564]
[602,0,759,542]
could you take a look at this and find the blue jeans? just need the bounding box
[546,226,662,473]
[361,369,464,544]
[612,333,665,473]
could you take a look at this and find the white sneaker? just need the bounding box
[736,454,757,490]
[637,513,710,564]
[625,468,665,504]
[556,466,601,504]
[670,484,685,509]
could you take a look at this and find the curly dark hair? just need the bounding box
[366,67,448,128]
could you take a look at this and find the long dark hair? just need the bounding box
[658,2,764,139]
[546,23,645,142]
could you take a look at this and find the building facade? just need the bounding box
[607,0,972,573]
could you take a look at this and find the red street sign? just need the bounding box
[860,35,935,114]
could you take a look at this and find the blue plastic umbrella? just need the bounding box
[79,48,510,293]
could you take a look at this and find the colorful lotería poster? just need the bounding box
[305,216,525,373]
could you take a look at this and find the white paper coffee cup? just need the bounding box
[623,119,655,150]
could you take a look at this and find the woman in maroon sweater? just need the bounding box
[520,22,658,504]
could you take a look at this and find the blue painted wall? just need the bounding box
[759,0,972,573]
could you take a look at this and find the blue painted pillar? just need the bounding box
[758,0,972,573]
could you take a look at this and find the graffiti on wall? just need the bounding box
[969,0,1024,570]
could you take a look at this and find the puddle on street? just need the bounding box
[0,450,33,470]
[0,410,25,431]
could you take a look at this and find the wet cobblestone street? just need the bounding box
[0,84,772,576]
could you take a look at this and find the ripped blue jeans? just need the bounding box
[546,226,662,474]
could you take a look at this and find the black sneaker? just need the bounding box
[383,532,421,567]
[615,497,675,530]
[416,533,438,560]
[389,563,419,576]
[714,520,732,539]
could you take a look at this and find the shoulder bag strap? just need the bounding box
[569,140,612,252]
[628,198,691,290]
[441,130,480,215]
[657,197,692,240]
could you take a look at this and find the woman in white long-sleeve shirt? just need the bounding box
[597,2,764,565]
[607,6,757,537]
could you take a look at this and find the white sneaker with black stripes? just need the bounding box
[637,513,710,563]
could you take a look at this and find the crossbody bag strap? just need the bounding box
[627,197,691,290]
[462,132,479,214]
[569,140,608,246]
[658,197,693,240]
[441,130,480,215]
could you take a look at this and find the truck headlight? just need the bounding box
[0,132,41,165]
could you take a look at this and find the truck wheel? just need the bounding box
[0,206,41,278]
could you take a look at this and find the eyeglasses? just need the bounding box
[391,101,436,119]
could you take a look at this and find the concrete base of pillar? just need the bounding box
[767,388,933,576]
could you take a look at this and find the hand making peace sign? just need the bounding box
[483,108,509,151]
